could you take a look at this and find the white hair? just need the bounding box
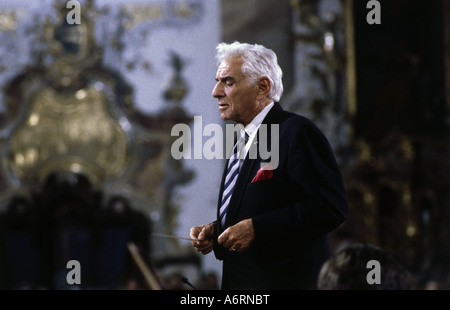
[215,41,284,102]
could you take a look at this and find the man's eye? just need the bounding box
[225,81,233,86]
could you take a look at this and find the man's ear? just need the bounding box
[256,77,271,100]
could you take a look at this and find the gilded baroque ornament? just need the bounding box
[0,0,197,255]
[3,1,131,186]
[7,85,129,184]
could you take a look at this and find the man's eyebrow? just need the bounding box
[215,76,235,82]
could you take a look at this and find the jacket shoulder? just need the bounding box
[278,109,321,132]
[265,103,324,136]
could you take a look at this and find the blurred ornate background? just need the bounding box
[0,0,448,290]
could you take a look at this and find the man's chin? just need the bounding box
[220,113,230,121]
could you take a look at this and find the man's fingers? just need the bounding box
[199,245,213,255]
[198,228,208,240]
[218,220,254,252]
[191,225,214,251]
[194,223,214,241]
[190,226,201,248]
[193,240,214,255]
[217,229,227,245]
[197,242,213,252]
[191,223,216,255]
[218,229,234,249]
[190,226,201,239]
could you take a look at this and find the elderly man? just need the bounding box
[190,42,348,290]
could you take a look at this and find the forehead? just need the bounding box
[216,57,244,78]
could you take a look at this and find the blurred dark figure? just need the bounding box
[35,171,103,289]
[100,195,135,289]
[1,195,39,289]
[99,195,154,289]
[162,272,187,290]
[317,243,416,290]
[196,271,219,290]
[0,172,156,289]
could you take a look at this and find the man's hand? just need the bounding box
[190,222,215,255]
[218,219,254,252]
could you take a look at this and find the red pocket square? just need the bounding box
[251,164,274,183]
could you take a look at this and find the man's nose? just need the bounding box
[212,82,223,98]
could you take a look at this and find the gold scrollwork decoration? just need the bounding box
[7,85,130,184]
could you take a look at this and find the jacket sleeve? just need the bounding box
[211,220,225,260]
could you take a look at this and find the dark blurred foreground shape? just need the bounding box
[317,243,416,290]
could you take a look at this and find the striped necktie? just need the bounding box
[219,130,249,228]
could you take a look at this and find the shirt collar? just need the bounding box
[244,101,274,138]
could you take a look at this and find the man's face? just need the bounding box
[212,57,259,126]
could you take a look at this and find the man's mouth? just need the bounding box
[218,103,229,111]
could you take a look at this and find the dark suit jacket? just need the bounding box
[213,102,348,290]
